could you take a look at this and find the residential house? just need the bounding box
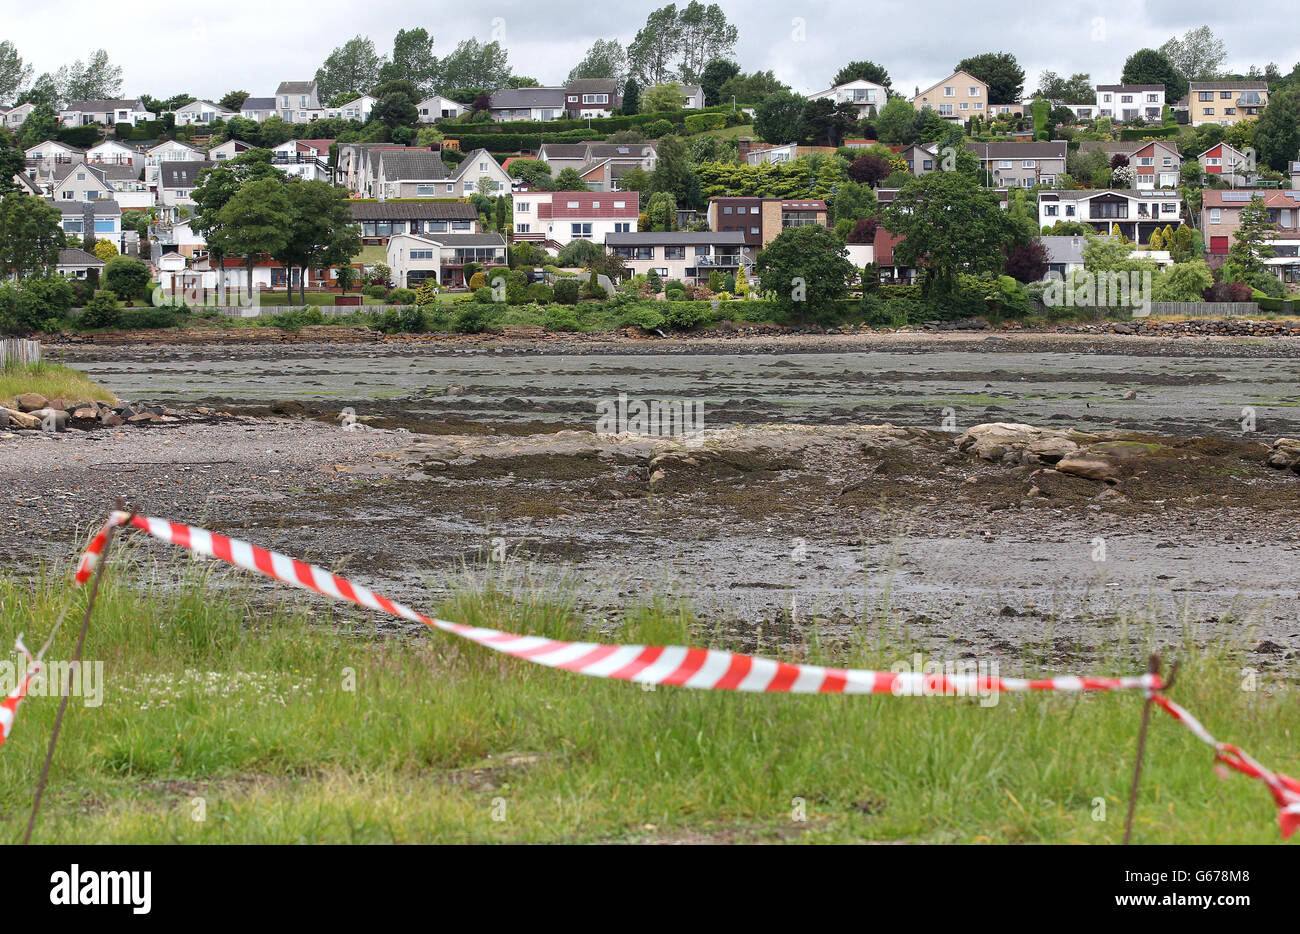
[52,162,116,202]
[149,219,209,260]
[349,201,479,245]
[2,102,35,129]
[417,95,464,121]
[911,71,988,123]
[240,97,277,121]
[745,143,838,166]
[1184,81,1268,126]
[606,231,751,284]
[24,140,85,182]
[1199,142,1254,186]
[965,141,1066,189]
[1290,162,1300,190]
[866,228,915,283]
[807,79,887,120]
[1201,189,1300,283]
[386,232,508,287]
[274,81,324,123]
[1040,234,1093,278]
[168,100,235,126]
[55,200,122,250]
[56,247,105,280]
[269,139,334,181]
[1079,140,1182,188]
[325,95,376,122]
[706,197,828,249]
[335,142,408,194]
[215,257,337,293]
[451,148,512,196]
[564,79,621,118]
[207,139,251,162]
[58,99,154,127]
[86,139,142,173]
[488,87,567,122]
[359,147,510,199]
[154,252,219,296]
[1095,85,1164,122]
[1038,189,1184,243]
[899,142,939,175]
[537,141,657,190]
[159,160,215,219]
[680,84,705,110]
[145,140,205,186]
[12,172,41,196]
[511,191,638,248]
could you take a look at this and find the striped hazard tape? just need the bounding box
[46,511,1300,837]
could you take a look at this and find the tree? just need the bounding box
[568,39,628,84]
[280,180,361,305]
[620,77,641,115]
[0,132,23,195]
[219,90,250,112]
[649,135,700,207]
[191,148,280,289]
[875,96,916,144]
[1159,26,1227,81]
[439,39,510,91]
[848,154,891,186]
[380,27,440,94]
[883,171,1022,301]
[315,36,384,101]
[1151,260,1214,302]
[1254,86,1300,171]
[59,50,123,102]
[1226,195,1275,280]
[335,263,357,294]
[509,158,552,189]
[799,98,857,146]
[645,191,677,231]
[641,82,687,113]
[675,2,739,81]
[717,70,788,105]
[700,58,740,107]
[1036,71,1093,104]
[956,52,1024,105]
[1003,241,1049,282]
[627,5,683,85]
[832,61,891,91]
[0,193,64,279]
[848,217,880,243]
[1121,49,1188,106]
[754,91,806,144]
[754,225,855,322]
[92,238,118,262]
[373,91,419,129]
[0,41,32,103]
[103,255,150,301]
[551,168,589,191]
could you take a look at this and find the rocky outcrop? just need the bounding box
[1265,438,1300,474]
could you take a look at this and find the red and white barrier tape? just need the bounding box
[32,510,1298,837]
[0,637,39,750]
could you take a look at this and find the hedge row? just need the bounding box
[1117,126,1179,141]
[440,107,733,138]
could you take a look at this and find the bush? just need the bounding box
[473,286,496,303]
[528,283,555,304]
[468,271,487,290]
[362,285,387,299]
[118,306,179,329]
[10,276,75,333]
[452,303,492,333]
[398,305,426,332]
[684,112,727,134]
[103,256,151,301]
[554,278,580,305]
[646,119,674,138]
[543,306,581,331]
[79,290,121,330]
[665,287,686,302]
[386,287,417,305]
[661,301,709,330]
[377,309,402,333]
[582,277,607,300]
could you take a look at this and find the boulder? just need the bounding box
[15,392,48,413]
[127,412,158,424]
[956,422,1088,465]
[1264,438,1300,472]
[71,407,98,421]
[1055,454,1119,483]
[4,408,41,429]
[100,411,124,427]
[29,408,68,432]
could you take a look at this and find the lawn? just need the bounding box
[0,362,115,407]
[694,123,754,139]
[0,545,1294,844]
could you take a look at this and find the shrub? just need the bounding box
[543,306,581,331]
[10,276,75,333]
[662,302,709,330]
[362,285,387,299]
[684,112,727,133]
[118,306,179,329]
[377,309,402,333]
[529,283,555,304]
[665,287,686,301]
[80,290,122,330]
[468,271,487,290]
[582,277,607,300]
[386,287,417,305]
[103,256,151,301]
[625,306,666,330]
[452,303,492,333]
[472,286,496,303]
[398,305,426,332]
[554,278,580,304]
[646,119,674,138]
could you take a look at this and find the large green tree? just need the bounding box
[717,70,788,105]
[699,58,739,106]
[1121,49,1188,105]
[754,225,855,322]
[191,150,282,294]
[627,2,737,84]
[832,61,891,91]
[567,39,628,84]
[379,27,440,94]
[0,41,32,103]
[649,135,701,208]
[212,178,293,298]
[956,52,1024,105]
[1035,71,1093,104]
[0,193,63,279]
[57,49,123,102]
[1254,85,1300,171]
[875,96,916,144]
[275,180,361,304]
[1226,195,1275,281]
[1159,25,1227,81]
[439,39,510,91]
[883,171,1022,301]
[754,90,806,144]
[315,35,384,100]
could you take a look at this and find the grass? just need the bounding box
[0,547,1294,844]
[0,362,115,407]
[694,123,754,139]
[253,293,390,307]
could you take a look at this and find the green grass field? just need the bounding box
[0,362,115,407]
[1,549,1294,844]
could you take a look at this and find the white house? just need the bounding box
[24,140,85,181]
[56,247,105,280]
[605,231,751,285]
[1038,189,1184,244]
[2,102,35,129]
[807,78,888,120]
[269,139,334,181]
[417,95,464,122]
[386,232,508,288]
[326,95,375,122]
[1095,85,1165,123]
[450,148,511,197]
[168,100,235,126]
[274,81,324,123]
[240,97,277,121]
[86,139,141,173]
[680,84,705,110]
[207,139,251,162]
[59,99,154,127]
[488,87,566,122]
[511,190,638,248]
[145,140,205,186]
[56,200,122,250]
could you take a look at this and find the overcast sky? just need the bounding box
[5,0,1297,101]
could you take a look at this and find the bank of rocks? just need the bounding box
[0,391,231,432]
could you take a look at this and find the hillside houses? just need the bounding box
[58,99,154,127]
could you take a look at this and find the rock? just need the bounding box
[127,412,158,424]
[5,408,40,429]
[71,407,98,420]
[29,408,68,431]
[1264,438,1300,472]
[100,411,124,427]
[1055,454,1120,483]
[270,400,305,416]
[956,422,1087,464]
[445,383,469,396]
[1025,436,1079,464]
[1122,389,1138,400]
[15,392,48,413]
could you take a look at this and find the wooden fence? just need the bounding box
[1147,301,1260,318]
[0,339,40,368]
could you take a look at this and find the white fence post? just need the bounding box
[0,339,41,368]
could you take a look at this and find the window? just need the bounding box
[427,220,447,232]
[665,246,685,259]
[1147,94,1159,102]
[1203,108,1214,116]
[1121,95,1133,103]
[959,102,969,110]
[968,86,979,96]
[570,222,592,238]
[1065,205,1076,216]
[591,202,600,210]
[1198,92,1214,101]
[723,206,732,214]
[938,104,953,115]
[750,226,759,235]
[1162,203,1177,214]
[922,159,933,170]
[1138,157,1153,166]
[1220,91,1232,99]
[973,102,983,109]
[451,220,470,231]
[613,201,625,209]
[613,222,630,233]
[1022,160,1035,168]
[416,184,437,196]
[1044,204,1058,216]
[94,218,114,233]
[750,206,759,214]
[516,202,530,212]
[446,184,454,193]
[410,249,435,260]
[943,86,954,96]
[1224,108,1235,116]
[1103,93,1113,102]
[1205,157,1221,166]
[567,201,579,208]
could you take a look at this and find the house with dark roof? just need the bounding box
[56,247,106,280]
[54,200,122,249]
[386,232,508,287]
[1037,189,1184,244]
[564,79,621,118]
[488,87,566,122]
[349,201,480,244]
[605,231,752,284]
[58,99,154,127]
[240,97,277,121]
[417,95,464,122]
[159,160,215,218]
[274,81,324,123]
[964,141,1067,189]
[535,140,657,191]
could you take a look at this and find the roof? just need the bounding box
[1038,189,1180,200]
[872,228,904,266]
[53,162,106,182]
[57,247,105,267]
[566,78,619,93]
[965,141,1067,159]
[489,87,567,109]
[349,201,479,220]
[401,232,507,247]
[242,97,276,110]
[1077,140,1144,153]
[160,160,215,188]
[63,99,148,112]
[276,81,316,95]
[1189,80,1268,90]
[538,143,588,159]
[377,149,447,181]
[289,139,335,153]
[96,164,140,181]
[605,231,748,247]
[26,140,84,154]
[148,139,202,155]
[1202,190,1300,209]
[533,192,639,218]
[1039,235,1094,266]
[586,142,656,160]
[54,199,121,215]
[1096,84,1164,93]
